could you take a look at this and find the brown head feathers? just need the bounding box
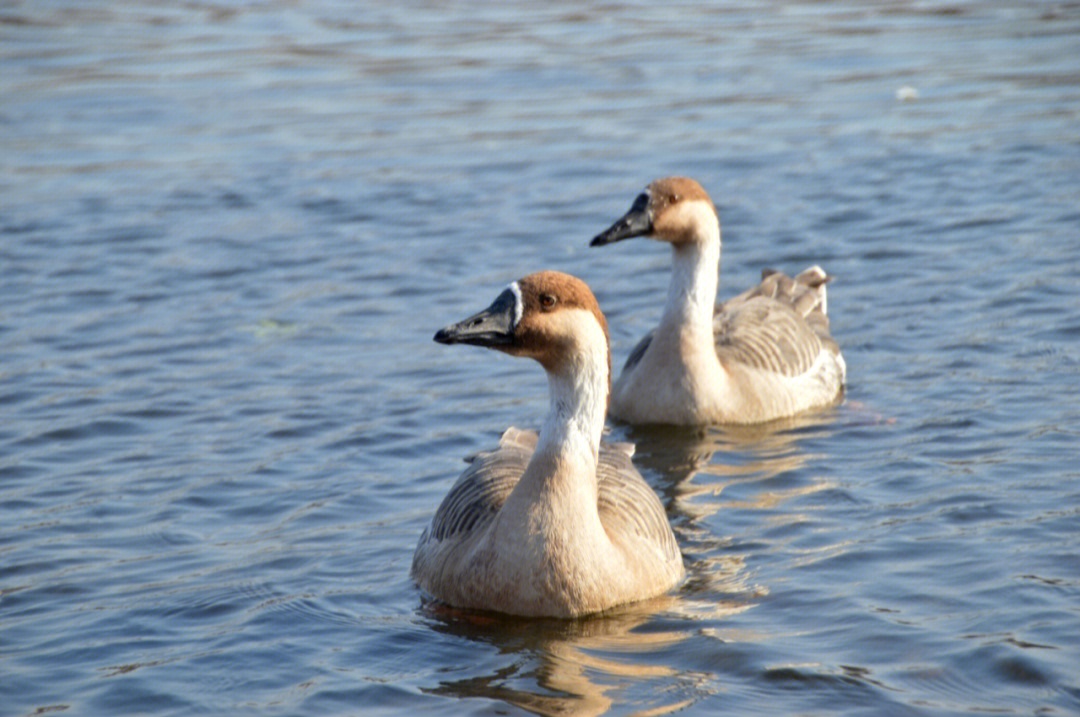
[511,271,608,359]
[647,176,714,212]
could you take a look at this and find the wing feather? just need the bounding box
[713,266,839,378]
[426,430,532,542]
[597,444,681,563]
[423,430,678,564]
[621,330,655,374]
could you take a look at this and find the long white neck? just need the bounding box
[660,214,721,339]
[525,316,610,496]
[540,360,607,464]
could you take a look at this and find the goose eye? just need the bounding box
[539,294,557,310]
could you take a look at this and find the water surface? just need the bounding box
[2,1,1079,715]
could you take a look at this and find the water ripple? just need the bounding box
[3,1,1080,715]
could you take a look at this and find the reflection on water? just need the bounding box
[422,596,733,717]
[628,411,839,516]
[623,412,844,610]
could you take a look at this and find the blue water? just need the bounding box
[2,2,1079,715]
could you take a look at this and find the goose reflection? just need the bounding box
[621,409,843,605]
[420,596,745,716]
[627,410,842,516]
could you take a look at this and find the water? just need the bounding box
[2,1,1079,714]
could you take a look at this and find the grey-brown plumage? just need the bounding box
[417,427,679,564]
[713,267,838,376]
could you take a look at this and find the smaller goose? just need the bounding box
[591,177,846,426]
[412,271,684,617]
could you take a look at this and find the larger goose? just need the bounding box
[412,271,683,617]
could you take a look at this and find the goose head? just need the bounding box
[434,271,610,376]
[591,176,718,248]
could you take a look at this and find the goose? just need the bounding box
[591,176,846,425]
[412,271,684,617]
